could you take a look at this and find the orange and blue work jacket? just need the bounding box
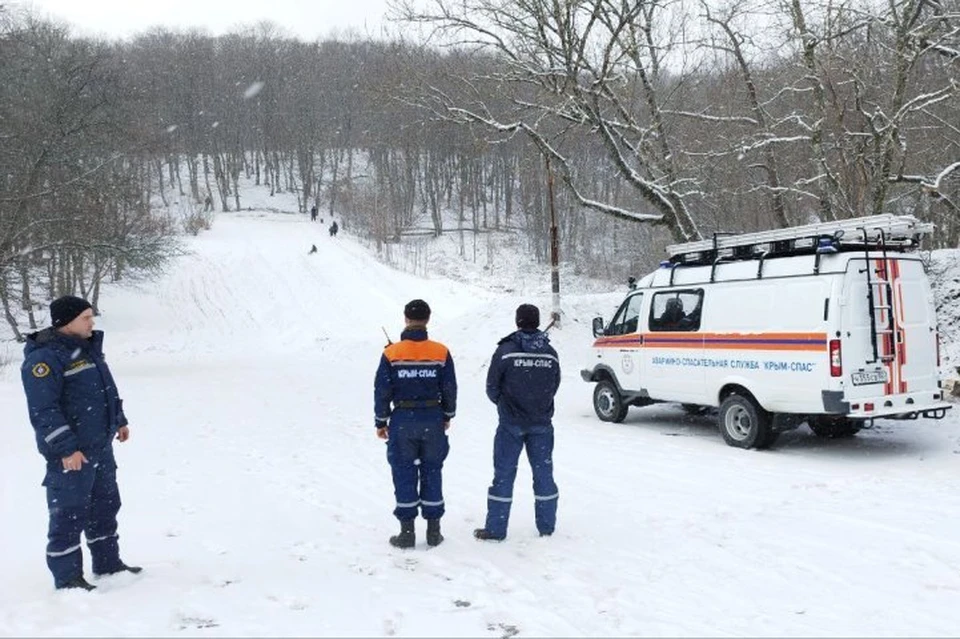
[374,328,457,430]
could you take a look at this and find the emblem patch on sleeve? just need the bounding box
[31,362,51,378]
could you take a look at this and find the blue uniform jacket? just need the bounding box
[21,328,128,462]
[374,328,457,429]
[486,329,561,426]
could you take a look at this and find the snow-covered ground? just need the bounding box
[2,203,960,637]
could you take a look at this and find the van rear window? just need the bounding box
[649,290,703,332]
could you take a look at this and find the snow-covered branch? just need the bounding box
[662,110,759,126]
[891,84,957,126]
[738,135,812,156]
[892,162,960,191]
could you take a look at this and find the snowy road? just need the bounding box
[2,211,959,637]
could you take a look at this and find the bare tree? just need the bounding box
[395,0,702,242]
[0,12,179,336]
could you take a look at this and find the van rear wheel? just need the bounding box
[808,416,862,439]
[718,393,774,449]
[593,380,629,423]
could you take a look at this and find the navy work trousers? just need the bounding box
[484,422,558,538]
[43,448,123,587]
[386,421,450,521]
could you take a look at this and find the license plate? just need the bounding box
[851,370,888,386]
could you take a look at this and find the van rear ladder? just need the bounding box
[861,228,898,365]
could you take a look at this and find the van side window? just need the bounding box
[607,293,644,335]
[649,290,703,332]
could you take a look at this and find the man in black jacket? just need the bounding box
[475,304,561,541]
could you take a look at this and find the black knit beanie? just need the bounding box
[515,304,540,330]
[404,299,431,321]
[50,295,92,328]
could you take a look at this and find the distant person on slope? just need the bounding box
[329,220,339,237]
[310,204,318,222]
[374,299,457,548]
[20,296,141,591]
[474,304,561,541]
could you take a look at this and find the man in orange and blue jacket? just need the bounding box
[374,299,457,548]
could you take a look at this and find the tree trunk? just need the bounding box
[155,159,169,207]
[0,274,24,341]
[18,262,37,329]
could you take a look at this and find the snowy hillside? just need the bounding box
[929,250,960,371]
[2,205,960,637]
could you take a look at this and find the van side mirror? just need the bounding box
[592,316,605,337]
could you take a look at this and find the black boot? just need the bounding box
[58,575,96,591]
[473,528,505,541]
[426,519,444,547]
[95,563,143,577]
[389,520,416,549]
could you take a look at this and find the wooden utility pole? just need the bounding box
[545,156,561,328]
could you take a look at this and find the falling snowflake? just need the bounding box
[243,82,265,100]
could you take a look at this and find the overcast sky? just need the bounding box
[20,0,396,41]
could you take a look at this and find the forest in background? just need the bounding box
[1,0,957,337]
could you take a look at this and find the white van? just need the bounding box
[581,214,951,449]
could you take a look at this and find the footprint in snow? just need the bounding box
[488,622,520,638]
[176,615,219,630]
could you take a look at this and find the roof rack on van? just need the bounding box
[665,214,932,265]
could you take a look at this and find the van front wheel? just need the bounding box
[593,380,629,423]
[718,393,774,449]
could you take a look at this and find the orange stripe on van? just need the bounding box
[595,332,827,351]
[384,340,449,363]
[593,335,643,348]
[654,332,827,351]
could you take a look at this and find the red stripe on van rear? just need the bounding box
[876,258,895,396]
[891,259,908,393]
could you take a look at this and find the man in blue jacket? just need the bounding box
[375,299,457,548]
[475,304,561,541]
[21,296,140,591]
